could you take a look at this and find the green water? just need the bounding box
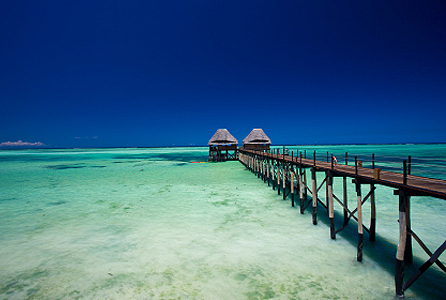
[0,145,445,299]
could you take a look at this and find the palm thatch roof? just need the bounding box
[208,129,238,146]
[242,128,271,145]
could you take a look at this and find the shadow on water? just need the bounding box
[113,152,207,163]
[45,164,86,170]
[48,201,67,206]
[290,195,446,299]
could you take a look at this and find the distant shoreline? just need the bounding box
[1,142,445,151]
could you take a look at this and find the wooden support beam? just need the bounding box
[343,176,348,226]
[355,179,363,262]
[326,171,329,215]
[344,152,349,225]
[317,177,327,194]
[272,161,276,190]
[403,240,446,292]
[332,193,371,236]
[328,171,335,239]
[409,228,446,273]
[283,165,286,200]
[405,195,413,264]
[257,156,261,178]
[395,187,408,298]
[299,165,304,214]
[312,167,318,225]
[370,184,376,242]
[291,170,295,207]
[267,158,270,186]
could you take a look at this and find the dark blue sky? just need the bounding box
[1,0,445,148]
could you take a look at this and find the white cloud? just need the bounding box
[0,140,46,147]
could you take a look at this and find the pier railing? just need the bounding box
[263,147,446,198]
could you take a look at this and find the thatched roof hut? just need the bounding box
[242,128,271,150]
[208,129,238,146]
[208,129,238,162]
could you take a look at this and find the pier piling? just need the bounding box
[355,180,363,262]
[312,167,318,225]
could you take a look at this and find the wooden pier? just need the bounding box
[238,147,446,298]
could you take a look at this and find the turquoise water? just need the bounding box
[0,145,445,299]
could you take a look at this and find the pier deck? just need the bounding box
[238,147,446,298]
[257,149,446,200]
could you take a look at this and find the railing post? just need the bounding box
[283,146,285,162]
[408,155,411,175]
[403,160,407,185]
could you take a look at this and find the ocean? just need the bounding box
[1,144,445,299]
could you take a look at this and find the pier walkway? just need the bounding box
[238,147,446,298]
[247,148,446,199]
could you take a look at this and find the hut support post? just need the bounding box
[312,167,318,225]
[277,163,281,195]
[355,180,363,261]
[328,171,335,239]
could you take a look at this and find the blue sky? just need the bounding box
[1,0,445,148]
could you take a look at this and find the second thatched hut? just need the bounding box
[208,129,238,162]
[242,128,271,150]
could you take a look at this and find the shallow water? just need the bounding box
[0,145,445,299]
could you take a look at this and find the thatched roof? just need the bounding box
[243,128,271,145]
[208,129,238,146]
